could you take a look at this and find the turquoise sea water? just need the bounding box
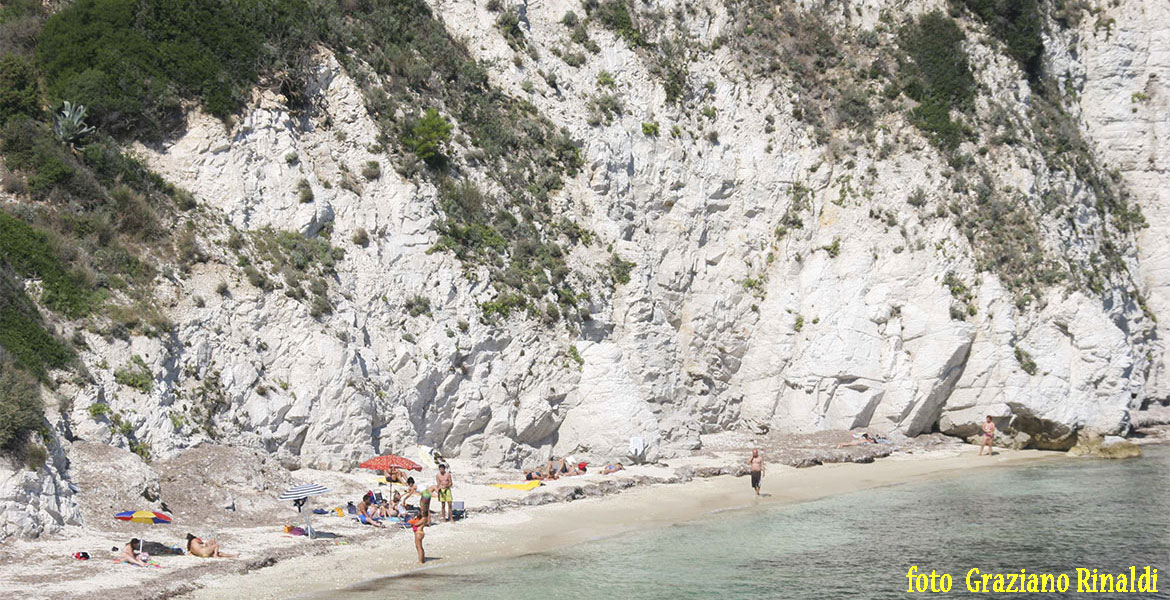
[343,446,1170,599]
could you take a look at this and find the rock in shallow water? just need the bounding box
[1068,436,1143,459]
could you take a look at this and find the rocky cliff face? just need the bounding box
[2,0,1168,538]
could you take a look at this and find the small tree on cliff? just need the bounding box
[404,108,452,169]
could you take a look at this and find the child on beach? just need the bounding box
[409,511,428,564]
[979,416,996,456]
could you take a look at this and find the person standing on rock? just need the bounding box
[979,416,996,456]
[748,449,764,496]
[436,463,454,522]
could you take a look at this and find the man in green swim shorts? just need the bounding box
[435,463,454,522]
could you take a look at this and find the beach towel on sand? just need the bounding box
[491,481,542,491]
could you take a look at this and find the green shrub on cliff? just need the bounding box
[0,358,44,451]
[36,0,315,138]
[403,109,453,168]
[0,212,94,318]
[114,355,152,393]
[1014,346,1038,375]
[954,0,1044,82]
[897,11,975,152]
[0,54,41,125]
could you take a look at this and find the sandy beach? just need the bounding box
[0,432,1094,600]
[189,441,1063,600]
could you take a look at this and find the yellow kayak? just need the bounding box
[491,481,542,491]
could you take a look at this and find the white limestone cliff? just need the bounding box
[4,0,1169,539]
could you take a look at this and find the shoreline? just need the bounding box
[9,427,1165,600]
[180,446,1065,600]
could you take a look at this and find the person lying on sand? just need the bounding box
[523,469,545,481]
[114,539,149,566]
[600,463,625,475]
[186,534,238,558]
[549,457,577,477]
[836,433,877,448]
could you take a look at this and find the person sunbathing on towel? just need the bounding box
[186,534,238,558]
[115,539,149,566]
[523,469,545,481]
[836,433,878,448]
[544,459,565,480]
[600,463,625,475]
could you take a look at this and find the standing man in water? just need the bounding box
[436,463,454,522]
[748,449,764,496]
[979,415,996,456]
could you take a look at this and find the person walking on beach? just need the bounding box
[979,416,996,456]
[749,449,764,496]
[436,464,454,522]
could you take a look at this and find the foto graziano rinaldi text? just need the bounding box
[905,566,1158,593]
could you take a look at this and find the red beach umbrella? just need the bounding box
[359,454,422,472]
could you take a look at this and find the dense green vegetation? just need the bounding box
[954,0,1044,82]
[0,357,43,451]
[402,108,452,168]
[0,267,72,378]
[36,0,316,138]
[897,12,975,152]
[0,212,95,317]
[0,54,40,125]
